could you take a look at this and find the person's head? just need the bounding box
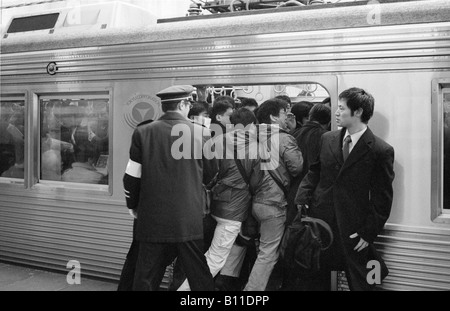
[291,101,314,127]
[322,97,331,108]
[73,127,97,164]
[275,95,292,108]
[256,99,289,129]
[211,96,235,126]
[309,104,331,129]
[239,97,258,112]
[188,102,211,128]
[156,85,196,119]
[336,87,374,128]
[230,108,257,127]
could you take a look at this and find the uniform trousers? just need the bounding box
[133,239,214,291]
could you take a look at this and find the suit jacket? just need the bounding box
[129,112,218,243]
[295,127,395,286]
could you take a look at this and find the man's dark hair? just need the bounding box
[211,96,234,124]
[161,101,181,112]
[275,95,292,105]
[322,97,331,106]
[291,101,314,123]
[256,99,288,125]
[73,127,97,163]
[188,102,209,118]
[239,97,258,110]
[339,87,374,124]
[309,103,331,125]
[230,108,257,127]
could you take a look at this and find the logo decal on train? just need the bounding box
[124,94,161,129]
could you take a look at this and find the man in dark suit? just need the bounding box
[295,87,395,291]
[123,85,217,291]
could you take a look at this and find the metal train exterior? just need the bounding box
[1,0,449,290]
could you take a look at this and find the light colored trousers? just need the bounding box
[177,215,241,291]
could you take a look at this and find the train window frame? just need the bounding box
[431,79,450,223]
[0,92,27,188]
[30,89,113,196]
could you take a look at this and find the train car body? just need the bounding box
[1,0,449,290]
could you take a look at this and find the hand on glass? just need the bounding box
[350,233,368,252]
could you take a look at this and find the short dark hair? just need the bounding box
[211,96,234,124]
[291,101,314,122]
[188,102,208,118]
[230,108,257,127]
[322,97,331,105]
[309,104,331,125]
[161,101,180,112]
[239,97,258,109]
[339,88,374,124]
[256,99,288,125]
[275,95,291,105]
[73,127,97,163]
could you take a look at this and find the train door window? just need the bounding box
[39,93,109,186]
[443,90,450,211]
[0,95,25,181]
[432,80,450,223]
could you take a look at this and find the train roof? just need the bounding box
[1,0,450,54]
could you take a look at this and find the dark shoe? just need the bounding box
[215,275,242,291]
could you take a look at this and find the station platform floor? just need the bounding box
[0,261,118,291]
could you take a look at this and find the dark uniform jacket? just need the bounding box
[124,112,217,243]
[295,127,395,288]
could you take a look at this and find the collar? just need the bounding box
[343,126,368,147]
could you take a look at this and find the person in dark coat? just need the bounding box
[123,85,218,291]
[295,87,395,291]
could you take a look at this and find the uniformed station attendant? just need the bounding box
[122,85,218,291]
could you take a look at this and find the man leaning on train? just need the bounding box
[295,87,395,291]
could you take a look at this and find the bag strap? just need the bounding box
[233,132,255,196]
[302,217,334,251]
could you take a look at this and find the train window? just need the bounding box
[432,80,450,222]
[0,97,25,180]
[7,13,60,33]
[39,94,109,186]
[444,91,450,211]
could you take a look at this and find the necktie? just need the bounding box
[343,135,352,161]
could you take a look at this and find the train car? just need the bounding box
[1,0,449,290]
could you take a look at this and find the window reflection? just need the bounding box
[444,92,450,209]
[40,97,109,185]
[0,101,25,179]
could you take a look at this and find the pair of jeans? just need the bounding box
[244,202,286,291]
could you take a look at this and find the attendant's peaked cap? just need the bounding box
[156,85,196,103]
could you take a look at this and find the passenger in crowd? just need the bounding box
[295,87,395,291]
[177,108,261,291]
[238,98,303,291]
[125,85,218,291]
[238,97,259,112]
[188,102,212,128]
[285,104,332,225]
[281,103,331,290]
[61,127,106,184]
[288,101,314,137]
[210,96,235,136]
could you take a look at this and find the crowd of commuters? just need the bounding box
[119,86,395,291]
